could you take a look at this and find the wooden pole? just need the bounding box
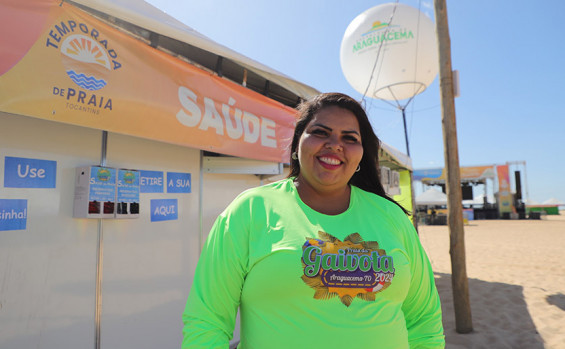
[433,0,473,333]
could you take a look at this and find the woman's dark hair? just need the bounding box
[288,92,409,214]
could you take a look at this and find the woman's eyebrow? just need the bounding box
[309,123,360,136]
[310,123,332,131]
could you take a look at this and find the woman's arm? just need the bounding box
[182,210,249,349]
[401,219,445,348]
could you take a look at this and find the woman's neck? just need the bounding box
[294,177,351,215]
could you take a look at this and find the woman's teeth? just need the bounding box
[319,157,341,165]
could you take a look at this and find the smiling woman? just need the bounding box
[182,92,445,349]
[288,92,407,215]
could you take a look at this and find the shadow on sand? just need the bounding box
[547,293,565,311]
[435,272,545,348]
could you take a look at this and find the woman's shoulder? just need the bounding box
[219,178,295,225]
[352,185,407,217]
[353,187,416,244]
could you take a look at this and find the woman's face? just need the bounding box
[296,105,364,194]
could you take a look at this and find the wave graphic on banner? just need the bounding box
[66,70,107,90]
[60,34,111,91]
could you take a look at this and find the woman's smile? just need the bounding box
[317,154,342,169]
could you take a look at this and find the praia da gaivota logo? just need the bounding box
[96,168,112,182]
[301,231,395,307]
[351,20,414,53]
[122,171,136,184]
[46,19,122,115]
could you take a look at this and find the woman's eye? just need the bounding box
[311,129,328,136]
[343,135,360,143]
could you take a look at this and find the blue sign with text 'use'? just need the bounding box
[4,157,57,188]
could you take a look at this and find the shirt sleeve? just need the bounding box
[400,217,445,349]
[182,203,249,349]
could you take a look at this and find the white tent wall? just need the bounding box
[0,111,205,348]
[202,173,262,240]
[99,133,200,348]
[0,112,100,348]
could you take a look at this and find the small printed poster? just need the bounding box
[117,169,140,217]
[89,167,117,202]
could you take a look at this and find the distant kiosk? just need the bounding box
[340,3,438,155]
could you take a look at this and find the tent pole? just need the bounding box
[95,130,108,349]
[399,106,416,231]
[401,107,410,157]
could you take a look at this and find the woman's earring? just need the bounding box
[291,152,298,160]
[355,165,361,172]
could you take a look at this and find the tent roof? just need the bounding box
[416,188,447,206]
[68,0,320,106]
[462,193,495,205]
[542,198,565,205]
[379,142,412,171]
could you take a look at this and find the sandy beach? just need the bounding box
[419,212,565,348]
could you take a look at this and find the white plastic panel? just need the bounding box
[203,156,282,175]
[99,132,201,349]
[0,112,101,348]
[201,173,262,242]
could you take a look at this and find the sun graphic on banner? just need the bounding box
[60,34,111,90]
[61,34,111,68]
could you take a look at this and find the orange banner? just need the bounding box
[496,165,514,214]
[414,165,495,182]
[0,0,296,162]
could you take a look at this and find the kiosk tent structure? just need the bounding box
[414,188,448,225]
[416,187,448,206]
[0,1,414,348]
[414,162,529,219]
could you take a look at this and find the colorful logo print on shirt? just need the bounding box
[301,231,395,307]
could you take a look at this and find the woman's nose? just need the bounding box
[325,136,343,151]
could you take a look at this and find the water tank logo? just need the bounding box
[60,34,110,91]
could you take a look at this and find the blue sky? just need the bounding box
[146,0,565,204]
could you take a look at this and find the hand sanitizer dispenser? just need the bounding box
[116,169,140,219]
[73,166,117,219]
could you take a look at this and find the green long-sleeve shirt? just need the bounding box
[183,178,444,348]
